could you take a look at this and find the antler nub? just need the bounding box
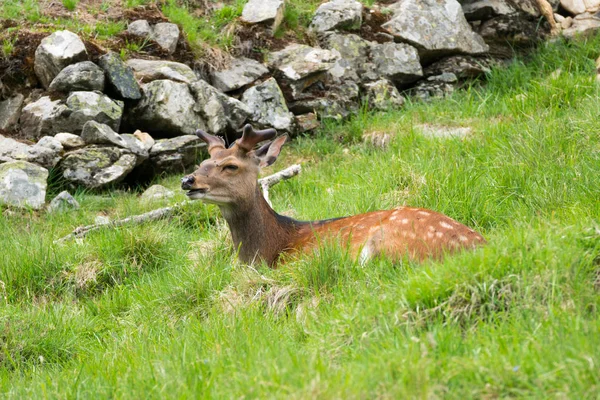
[196,129,226,154]
[236,124,277,152]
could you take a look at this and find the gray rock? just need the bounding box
[0,94,25,131]
[371,42,423,85]
[98,52,142,100]
[189,80,251,133]
[131,80,205,137]
[141,184,174,201]
[295,113,320,132]
[81,120,129,148]
[55,132,85,149]
[48,61,105,92]
[423,55,491,79]
[120,133,149,162]
[34,30,88,89]
[0,134,61,169]
[0,161,48,209]
[382,0,489,61]
[363,79,405,111]
[37,136,64,153]
[59,146,137,189]
[241,0,285,32]
[309,0,363,33]
[411,74,458,101]
[267,44,338,81]
[241,78,294,132]
[152,23,180,54]
[320,33,373,83]
[562,12,600,39]
[48,190,80,212]
[146,135,206,175]
[19,96,66,140]
[133,130,155,152]
[210,57,269,92]
[126,59,197,84]
[477,16,541,57]
[127,20,153,38]
[289,80,360,121]
[63,91,124,134]
[559,0,595,14]
[461,0,517,21]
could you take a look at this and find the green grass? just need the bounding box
[1,35,600,398]
[61,0,79,11]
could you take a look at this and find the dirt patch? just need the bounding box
[233,24,308,62]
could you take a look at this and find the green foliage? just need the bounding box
[1,32,600,398]
[61,0,79,11]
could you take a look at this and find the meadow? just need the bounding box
[1,35,600,398]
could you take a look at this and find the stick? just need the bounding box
[55,164,302,244]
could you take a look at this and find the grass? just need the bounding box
[1,31,600,399]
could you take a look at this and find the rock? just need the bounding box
[95,215,110,225]
[210,57,269,92]
[48,190,80,212]
[37,136,64,153]
[267,44,338,81]
[241,78,294,131]
[133,130,155,152]
[55,132,85,149]
[382,0,489,61]
[120,133,149,161]
[320,33,373,83]
[560,0,600,15]
[152,23,180,54]
[241,0,285,32]
[81,120,129,148]
[0,94,25,131]
[126,59,197,84]
[423,55,491,79]
[0,161,48,209]
[189,80,251,133]
[63,91,124,134]
[98,52,142,100]
[48,61,105,92]
[141,184,174,201]
[371,42,423,85]
[289,80,360,120]
[144,135,206,175]
[477,16,543,57]
[131,80,205,137]
[127,20,153,38]
[411,73,458,101]
[562,12,600,38]
[34,30,88,89]
[19,96,65,140]
[461,0,517,21]
[309,0,363,33]
[295,113,320,132]
[59,146,137,189]
[0,135,61,169]
[363,79,405,111]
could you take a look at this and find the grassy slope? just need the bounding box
[1,35,600,398]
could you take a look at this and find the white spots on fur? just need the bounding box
[417,210,431,216]
[401,218,409,225]
[436,231,444,238]
[427,225,435,232]
[359,244,372,266]
[426,232,434,239]
[389,216,398,221]
[439,221,454,230]
[409,232,417,239]
[459,235,469,242]
[369,226,380,234]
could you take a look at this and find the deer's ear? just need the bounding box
[253,135,287,168]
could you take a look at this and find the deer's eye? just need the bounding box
[222,164,239,172]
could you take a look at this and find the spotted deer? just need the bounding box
[181,125,486,266]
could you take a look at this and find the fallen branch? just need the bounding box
[55,164,302,244]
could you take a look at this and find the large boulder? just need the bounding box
[289,80,360,121]
[81,120,129,148]
[0,94,25,131]
[48,61,105,92]
[477,15,542,57]
[34,30,88,89]
[320,33,374,83]
[241,0,285,32]
[382,0,489,61]
[241,78,294,132]
[19,96,65,139]
[371,42,423,85]
[130,80,205,137]
[62,91,124,134]
[309,0,363,33]
[210,57,269,92]
[0,135,61,169]
[126,59,197,84]
[267,44,338,81]
[98,52,142,100]
[59,146,137,189]
[189,80,251,133]
[560,0,600,15]
[0,161,48,210]
[152,23,180,54]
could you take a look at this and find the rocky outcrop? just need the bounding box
[241,78,294,131]
[309,0,363,33]
[48,61,105,92]
[241,0,285,32]
[382,0,489,61]
[34,30,88,89]
[190,80,251,134]
[0,161,48,210]
[0,94,24,131]
[210,58,269,92]
[19,96,64,139]
[98,52,142,100]
[371,42,423,85]
[62,91,124,134]
[0,135,61,169]
[126,59,198,84]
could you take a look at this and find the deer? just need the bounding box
[181,124,486,266]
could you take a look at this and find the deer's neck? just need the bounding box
[219,186,302,265]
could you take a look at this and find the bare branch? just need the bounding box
[259,164,301,207]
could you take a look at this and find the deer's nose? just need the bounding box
[181,175,195,190]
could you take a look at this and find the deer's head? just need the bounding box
[181,124,287,206]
